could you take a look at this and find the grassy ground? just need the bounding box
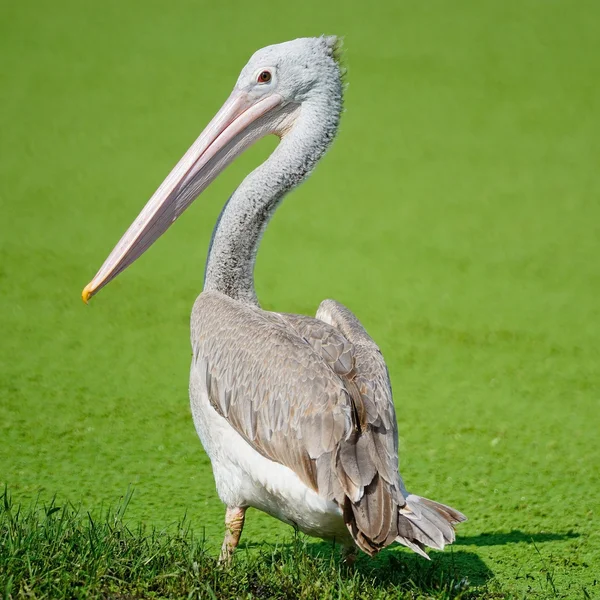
[1,0,599,598]
[1,489,493,600]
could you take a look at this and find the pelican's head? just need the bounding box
[82,36,344,302]
[236,36,343,106]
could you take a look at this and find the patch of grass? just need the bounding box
[1,488,500,599]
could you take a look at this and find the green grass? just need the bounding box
[1,488,492,599]
[1,0,599,598]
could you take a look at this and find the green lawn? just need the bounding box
[1,1,598,598]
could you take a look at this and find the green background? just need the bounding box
[1,0,598,596]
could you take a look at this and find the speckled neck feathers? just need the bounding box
[203,83,343,305]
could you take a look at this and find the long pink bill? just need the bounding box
[82,90,283,303]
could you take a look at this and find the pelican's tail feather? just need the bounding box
[395,494,467,559]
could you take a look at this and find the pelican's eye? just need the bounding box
[257,70,272,84]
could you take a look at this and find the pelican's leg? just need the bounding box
[218,506,246,563]
[342,544,358,566]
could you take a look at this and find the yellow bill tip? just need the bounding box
[81,285,93,304]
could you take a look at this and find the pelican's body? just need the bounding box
[83,36,466,560]
[189,304,351,543]
[192,382,349,543]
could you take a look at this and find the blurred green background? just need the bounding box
[1,0,598,596]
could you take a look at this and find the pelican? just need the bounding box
[82,36,466,562]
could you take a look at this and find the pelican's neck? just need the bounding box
[203,97,341,305]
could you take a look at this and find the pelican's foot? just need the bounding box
[342,544,358,567]
[218,506,247,564]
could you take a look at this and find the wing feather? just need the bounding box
[281,303,406,552]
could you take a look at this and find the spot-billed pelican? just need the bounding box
[82,36,466,562]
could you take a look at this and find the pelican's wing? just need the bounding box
[279,306,401,492]
[280,301,413,549]
[311,300,465,545]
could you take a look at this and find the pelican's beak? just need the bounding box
[82,90,284,303]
